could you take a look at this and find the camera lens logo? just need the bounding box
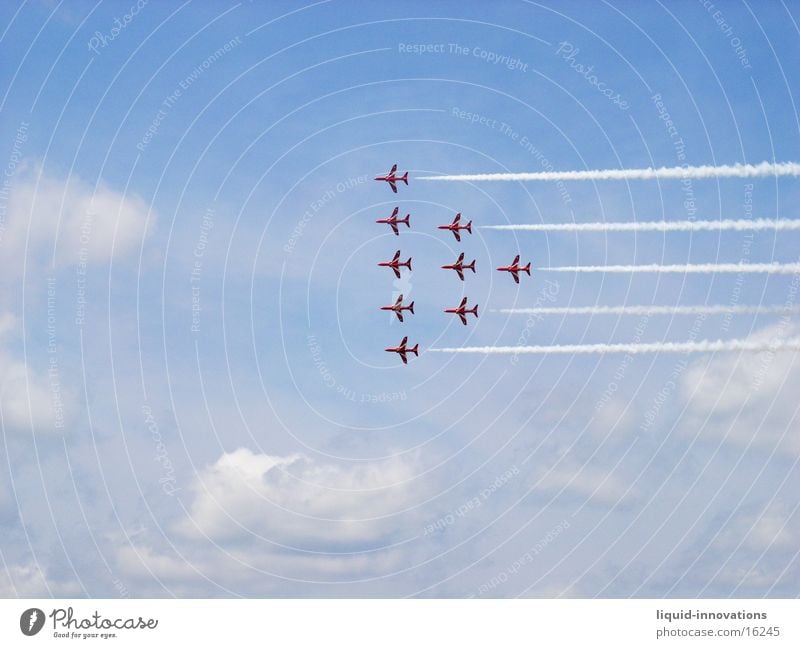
[20,608,45,636]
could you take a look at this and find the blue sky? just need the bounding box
[0,0,798,597]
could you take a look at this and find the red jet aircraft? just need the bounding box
[380,294,415,322]
[496,255,531,284]
[385,336,418,364]
[445,296,479,325]
[376,207,410,236]
[437,213,472,242]
[441,252,476,281]
[378,250,412,279]
[374,164,408,193]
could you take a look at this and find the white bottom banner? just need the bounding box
[1,599,796,647]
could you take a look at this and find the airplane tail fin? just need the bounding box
[466,221,472,234]
[524,262,531,275]
[410,344,419,356]
[401,172,408,185]
[467,260,476,273]
[408,301,415,315]
[406,257,412,271]
[471,305,479,318]
[402,215,410,227]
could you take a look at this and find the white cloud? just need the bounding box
[715,500,797,553]
[680,321,800,454]
[688,500,800,593]
[116,545,199,583]
[0,161,147,433]
[530,456,632,507]
[0,309,69,432]
[3,161,154,273]
[179,448,426,547]
[0,313,16,337]
[0,561,81,597]
[0,356,57,431]
[113,538,414,596]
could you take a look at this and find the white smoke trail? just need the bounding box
[544,263,800,274]
[482,218,800,233]
[494,304,800,316]
[418,161,800,182]
[431,338,800,355]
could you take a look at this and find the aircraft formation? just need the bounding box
[374,164,531,364]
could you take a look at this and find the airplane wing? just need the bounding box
[399,351,408,364]
[396,294,403,305]
[456,268,464,281]
[453,230,461,242]
[453,213,461,224]
[511,270,520,284]
[458,313,467,325]
[457,252,464,263]
[513,254,520,265]
[396,311,404,322]
[459,297,468,308]
[389,164,397,175]
[392,250,401,261]
[392,267,401,279]
[391,206,398,217]
[390,222,399,235]
[388,181,397,193]
[400,336,408,346]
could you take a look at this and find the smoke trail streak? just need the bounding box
[418,161,800,182]
[482,219,800,233]
[494,304,800,316]
[431,338,800,355]
[544,263,800,274]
